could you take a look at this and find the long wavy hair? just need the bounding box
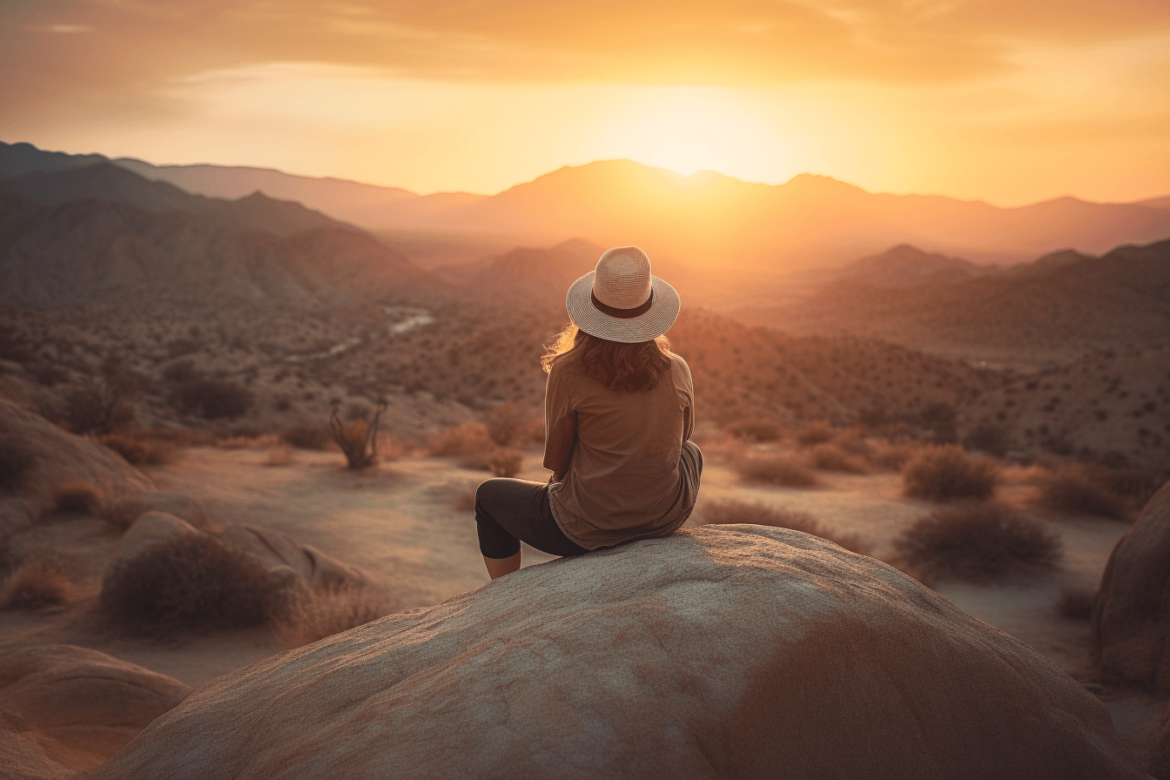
[541,323,673,392]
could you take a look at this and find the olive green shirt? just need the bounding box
[543,351,701,549]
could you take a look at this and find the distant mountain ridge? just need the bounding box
[0,160,449,309]
[734,239,1170,360]
[5,141,1169,273]
[830,244,995,288]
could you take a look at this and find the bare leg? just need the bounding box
[483,551,522,580]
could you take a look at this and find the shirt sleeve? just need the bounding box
[680,359,695,442]
[543,364,577,473]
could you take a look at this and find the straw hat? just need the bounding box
[565,246,680,343]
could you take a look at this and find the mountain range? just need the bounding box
[4,141,1169,272]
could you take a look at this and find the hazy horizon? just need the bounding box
[2,1,1168,207]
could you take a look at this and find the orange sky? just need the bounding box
[2,0,1168,205]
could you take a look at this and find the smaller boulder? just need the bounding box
[1093,481,1170,690]
[132,492,208,530]
[114,512,202,568]
[0,645,192,773]
[218,524,363,589]
[0,709,72,780]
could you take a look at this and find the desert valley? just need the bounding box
[1,138,1169,778]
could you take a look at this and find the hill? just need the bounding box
[734,239,1170,365]
[0,192,444,309]
[6,142,1169,275]
[829,244,996,288]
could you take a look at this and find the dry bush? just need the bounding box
[278,580,390,646]
[0,551,76,610]
[795,420,833,447]
[52,481,104,516]
[484,403,531,447]
[214,434,281,450]
[725,418,784,443]
[0,438,33,492]
[137,427,215,447]
[487,449,523,478]
[1036,466,1130,521]
[264,445,296,467]
[962,423,1010,457]
[701,498,871,555]
[96,432,176,466]
[893,502,1061,584]
[100,534,294,636]
[57,374,138,435]
[1057,585,1096,621]
[330,403,388,470]
[281,423,333,451]
[430,422,493,457]
[805,443,868,474]
[734,455,820,488]
[902,444,998,502]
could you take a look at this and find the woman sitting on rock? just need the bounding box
[474,246,703,579]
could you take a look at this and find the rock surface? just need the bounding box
[113,511,202,567]
[218,524,364,588]
[132,492,209,530]
[1093,480,1170,690]
[93,526,1141,780]
[0,399,152,513]
[0,645,191,776]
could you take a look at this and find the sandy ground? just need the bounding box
[3,442,1165,761]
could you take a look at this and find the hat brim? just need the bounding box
[565,272,681,344]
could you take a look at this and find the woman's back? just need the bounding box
[544,350,700,548]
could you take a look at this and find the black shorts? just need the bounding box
[474,478,590,560]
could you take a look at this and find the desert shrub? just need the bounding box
[893,502,1061,583]
[278,579,390,646]
[96,432,176,466]
[795,420,833,447]
[805,444,868,474]
[0,551,75,610]
[170,379,253,420]
[281,423,333,451]
[484,403,531,447]
[725,418,784,443]
[1095,468,1163,509]
[902,444,998,502]
[1036,466,1130,521]
[100,534,293,635]
[330,403,387,469]
[0,439,33,492]
[734,455,820,488]
[430,422,493,457]
[1056,585,1096,620]
[487,449,523,478]
[53,481,104,516]
[58,374,138,434]
[701,498,871,555]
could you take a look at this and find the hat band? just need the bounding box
[590,290,653,319]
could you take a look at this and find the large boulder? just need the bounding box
[0,399,152,513]
[0,645,191,776]
[93,526,1140,780]
[218,524,364,589]
[1093,480,1170,690]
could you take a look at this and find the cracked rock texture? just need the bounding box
[92,525,1141,780]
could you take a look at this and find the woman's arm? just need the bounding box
[543,365,577,480]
